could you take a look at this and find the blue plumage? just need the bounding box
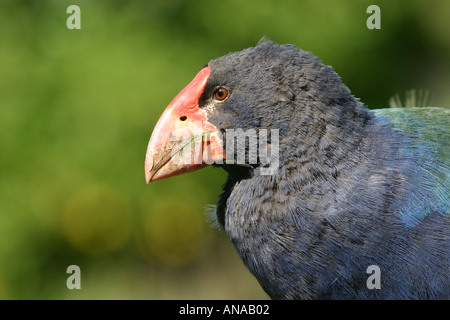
[373,107,449,226]
[147,41,450,299]
[205,43,450,299]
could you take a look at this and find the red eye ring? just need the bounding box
[214,87,229,101]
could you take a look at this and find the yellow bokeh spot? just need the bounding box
[62,185,132,254]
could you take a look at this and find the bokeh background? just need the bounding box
[0,0,449,299]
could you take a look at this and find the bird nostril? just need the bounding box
[180,116,187,121]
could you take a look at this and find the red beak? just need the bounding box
[145,66,225,183]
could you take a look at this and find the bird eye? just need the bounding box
[213,87,229,101]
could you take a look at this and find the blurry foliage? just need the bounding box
[62,185,133,254]
[0,0,449,299]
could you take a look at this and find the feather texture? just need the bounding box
[199,42,449,299]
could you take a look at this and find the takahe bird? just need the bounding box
[144,41,449,299]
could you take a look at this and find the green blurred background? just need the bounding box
[0,0,449,299]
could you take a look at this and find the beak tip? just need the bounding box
[145,170,151,184]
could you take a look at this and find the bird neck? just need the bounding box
[278,100,374,169]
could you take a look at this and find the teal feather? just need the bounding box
[373,107,449,226]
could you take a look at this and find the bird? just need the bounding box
[144,41,449,299]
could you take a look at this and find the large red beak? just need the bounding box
[145,66,225,183]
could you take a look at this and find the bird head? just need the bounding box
[145,41,361,183]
